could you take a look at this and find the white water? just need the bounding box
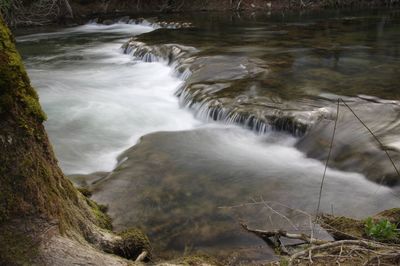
[19,24,200,174]
[17,23,156,42]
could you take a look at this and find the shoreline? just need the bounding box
[3,0,400,28]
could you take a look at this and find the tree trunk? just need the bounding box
[0,15,103,264]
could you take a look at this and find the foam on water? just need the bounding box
[17,23,155,42]
[19,24,200,174]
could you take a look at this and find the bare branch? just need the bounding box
[241,223,328,246]
[288,240,399,266]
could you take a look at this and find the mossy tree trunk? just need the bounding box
[0,15,102,264]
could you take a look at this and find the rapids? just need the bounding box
[17,23,200,174]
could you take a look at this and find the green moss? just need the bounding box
[86,198,112,230]
[279,257,289,266]
[320,214,364,240]
[77,187,92,197]
[0,16,46,122]
[20,93,47,121]
[115,228,151,260]
[173,255,220,265]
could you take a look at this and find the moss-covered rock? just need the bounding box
[114,228,152,261]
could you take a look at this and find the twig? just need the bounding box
[315,98,340,220]
[336,244,343,265]
[255,197,299,231]
[236,0,243,10]
[288,240,398,266]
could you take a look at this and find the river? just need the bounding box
[17,9,400,263]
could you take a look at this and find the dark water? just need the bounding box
[140,9,400,99]
[18,9,400,264]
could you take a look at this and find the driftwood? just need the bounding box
[135,250,148,262]
[241,222,400,265]
[241,223,328,245]
[288,239,399,264]
[240,223,328,255]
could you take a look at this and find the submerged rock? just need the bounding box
[92,127,400,263]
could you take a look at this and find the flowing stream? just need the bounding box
[17,10,400,263]
[18,23,200,174]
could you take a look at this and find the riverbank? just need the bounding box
[2,0,400,27]
[62,0,400,21]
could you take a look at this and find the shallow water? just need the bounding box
[92,127,400,261]
[17,9,400,263]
